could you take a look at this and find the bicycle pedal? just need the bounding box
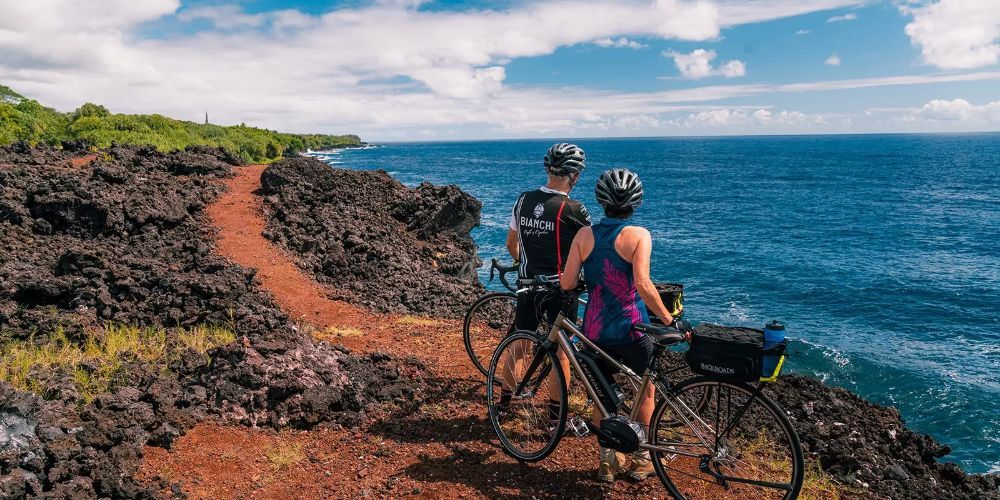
[568,416,590,437]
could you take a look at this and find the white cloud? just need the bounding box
[825,53,842,66]
[0,0,993,140]
[177,5,265,29]
[916,98,1000,121]
[903,0,1000,69]
[594,37,648,49]
[716,0,864,26]
[718,59,747,77]
[865,98,1000,129]
[796,29,811,35]
[684,107,825,127]
[0,0,731,103]
[826,13,857,23]
[662,49,747,79]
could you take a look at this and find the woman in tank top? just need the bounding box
[560,168,675,484]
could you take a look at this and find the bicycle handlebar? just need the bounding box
[489,258,518,292]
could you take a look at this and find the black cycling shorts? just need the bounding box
[596,335,655,377]
[514,290,578,332]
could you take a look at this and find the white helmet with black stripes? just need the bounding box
[543,143,586,176]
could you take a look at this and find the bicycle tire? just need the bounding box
[649,377,804,500]
[486,331,568,462]
[463,291,517,377]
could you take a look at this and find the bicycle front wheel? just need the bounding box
[463,292,517,376]
[486,331,567,462]
[649,377,804,500]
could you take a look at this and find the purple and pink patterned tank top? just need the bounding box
[582,218,650,346]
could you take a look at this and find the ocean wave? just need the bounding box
[798,338,853,368]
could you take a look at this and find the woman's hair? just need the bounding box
[603,205,634,219]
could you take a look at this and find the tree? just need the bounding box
[71,103,110,121]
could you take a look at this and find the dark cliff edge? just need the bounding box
[0,145,997,499]
[0,143,427,498]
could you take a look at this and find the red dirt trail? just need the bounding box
[204,164,366,329]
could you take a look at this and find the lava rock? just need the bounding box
[260,158,485,318]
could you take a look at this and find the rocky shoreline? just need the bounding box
[0,145,997,499]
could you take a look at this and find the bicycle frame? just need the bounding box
[541,310,722,459]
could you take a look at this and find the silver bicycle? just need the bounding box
[486,277,804,499]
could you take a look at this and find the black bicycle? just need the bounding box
[462,258,519,376]
[463,259,588,377]
[486,277,804,499]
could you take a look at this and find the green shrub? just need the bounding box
[0,84,361,162]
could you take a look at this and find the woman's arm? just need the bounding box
[630,228,673,324]
[560,232,584,291]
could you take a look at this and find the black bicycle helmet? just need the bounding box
[595,168,643,211]
[544,143,586,176]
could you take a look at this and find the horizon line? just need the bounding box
[364,129,1000,145]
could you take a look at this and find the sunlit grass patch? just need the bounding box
[321,326,365,338]
[0,323,235,403]
[178,325,237,352]
[265,442,306,470]
[801,458,855,499]
[395,315,441,327]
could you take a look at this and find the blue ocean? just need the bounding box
[311,134,1000,473]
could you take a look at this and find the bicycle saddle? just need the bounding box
[633,323,684,346]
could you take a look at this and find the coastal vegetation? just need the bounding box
[0,323,235,404]
[0,84,360,162]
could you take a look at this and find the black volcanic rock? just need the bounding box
[260,157,485,318]
[0,144,428,499]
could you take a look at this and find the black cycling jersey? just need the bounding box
[511,188,591,279]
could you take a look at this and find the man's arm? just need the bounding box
[507,196,521,262]
[630,228,673,324]
[506,229,520,261]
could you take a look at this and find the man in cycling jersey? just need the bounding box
[500,143,592,425]
[507,142,591,328]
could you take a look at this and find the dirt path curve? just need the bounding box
[205,164,366,329]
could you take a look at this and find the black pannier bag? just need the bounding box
[685,324,787,382]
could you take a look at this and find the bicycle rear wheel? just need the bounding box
[649,377,804,500]
[486,331,567,462]
[463,292,517,376]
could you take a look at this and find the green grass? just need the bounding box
[0,84,361,162]
[0,323,235,404]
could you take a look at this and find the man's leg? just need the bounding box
[542,292,571,422]
[498,293,539,410]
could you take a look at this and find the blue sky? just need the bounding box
[1,0,999,140]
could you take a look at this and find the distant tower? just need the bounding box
[204,112,208,124]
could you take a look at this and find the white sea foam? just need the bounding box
[794,337,853,368]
